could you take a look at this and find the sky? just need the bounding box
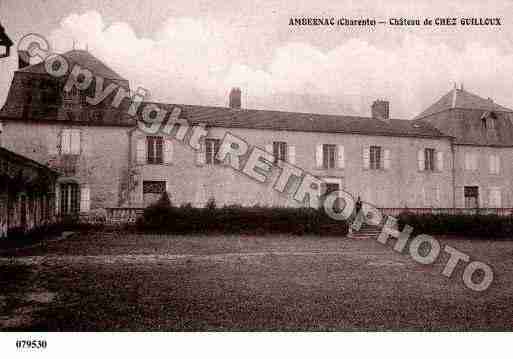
[1,0,513,118]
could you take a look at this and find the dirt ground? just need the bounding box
[1,232,512,331]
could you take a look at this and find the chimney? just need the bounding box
[229,87,241,109]
[371,99,390,121]
[18,50,30,69]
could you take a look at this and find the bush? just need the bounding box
[136,201,348,236]
[397,212,513,239]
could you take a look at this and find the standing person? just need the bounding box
[355,196,362,218]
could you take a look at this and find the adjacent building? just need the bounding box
[0,145,60,238]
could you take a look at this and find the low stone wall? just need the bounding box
[105,207,145,225]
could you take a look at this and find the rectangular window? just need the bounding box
[464,186,479,208]
[143,181,166,206]
[60,129,81,155]
[424,148,435,171]
[489,188,501,207]
[465,153,478,171]
[273,141,287,163]
[370,146,382,170]
[322,179,342,211]
[322,144,336,169]
[489,154,500,174]
[147,136,163,164]
[60,183,80,215]
[205,138,221,165]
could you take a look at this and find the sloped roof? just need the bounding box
[0,146,60,176]
[18,49,127,82]
[140,102,450,139]
[415,87,513,120]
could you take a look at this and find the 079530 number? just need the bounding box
[16,339,47,349]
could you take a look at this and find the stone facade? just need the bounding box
[1,121,130,212]
[2,51,513,216]
[131,127,454,209]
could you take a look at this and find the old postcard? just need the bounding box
[0,0,511,357]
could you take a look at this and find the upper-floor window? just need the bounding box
[481,112,496,130]
[489,154,500,174]
[205,138,221,165]
[147,136,163,164]
[464,152,478,171]
[322,144,337,169]
[370,146,382,170]
[60,128,81,155]
[273,141,287,163]
[418,148,443,172]
[424,148,435,171]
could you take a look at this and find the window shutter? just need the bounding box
[489,155,494,174]
[337,145,345,169]
[496,156,500,174]
[61,129,71,154]
[49,132,59,155]
[316,144,323,167]
[288,145,296,165]
[164,139,173,164]
[196,140,206,166]
[437,151,444,171]
[417,150,424,171]
[384,149,391,170]
[479,189,485,208]
[80,185,90,213]
[492,188,501,207]
[363,147,370,169]
[136,138,146,164]
[70,129,81,154]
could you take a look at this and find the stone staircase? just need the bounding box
[347,224,382,240]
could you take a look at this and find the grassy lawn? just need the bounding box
[1,232,513,331]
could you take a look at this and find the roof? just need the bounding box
[18,49,127,82]
[415,87,513,120]
[0,23,13,47]
[139,102,450,139]
[0,146,60,176]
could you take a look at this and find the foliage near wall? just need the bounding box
[397,212,513,238]
[137,193,349,236]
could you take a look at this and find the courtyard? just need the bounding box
[1,232,512,331]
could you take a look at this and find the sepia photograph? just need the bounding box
[0,0,512,356]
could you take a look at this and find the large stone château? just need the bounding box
[1,49,512,219]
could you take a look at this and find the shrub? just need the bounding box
[397,212,513,239]
[137,203,349,236]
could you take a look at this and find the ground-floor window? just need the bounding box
[60,183,80,215]
[143,180,166,206]
[489,187,501,208]
[464,186,479,208]
[322,178,343,211]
